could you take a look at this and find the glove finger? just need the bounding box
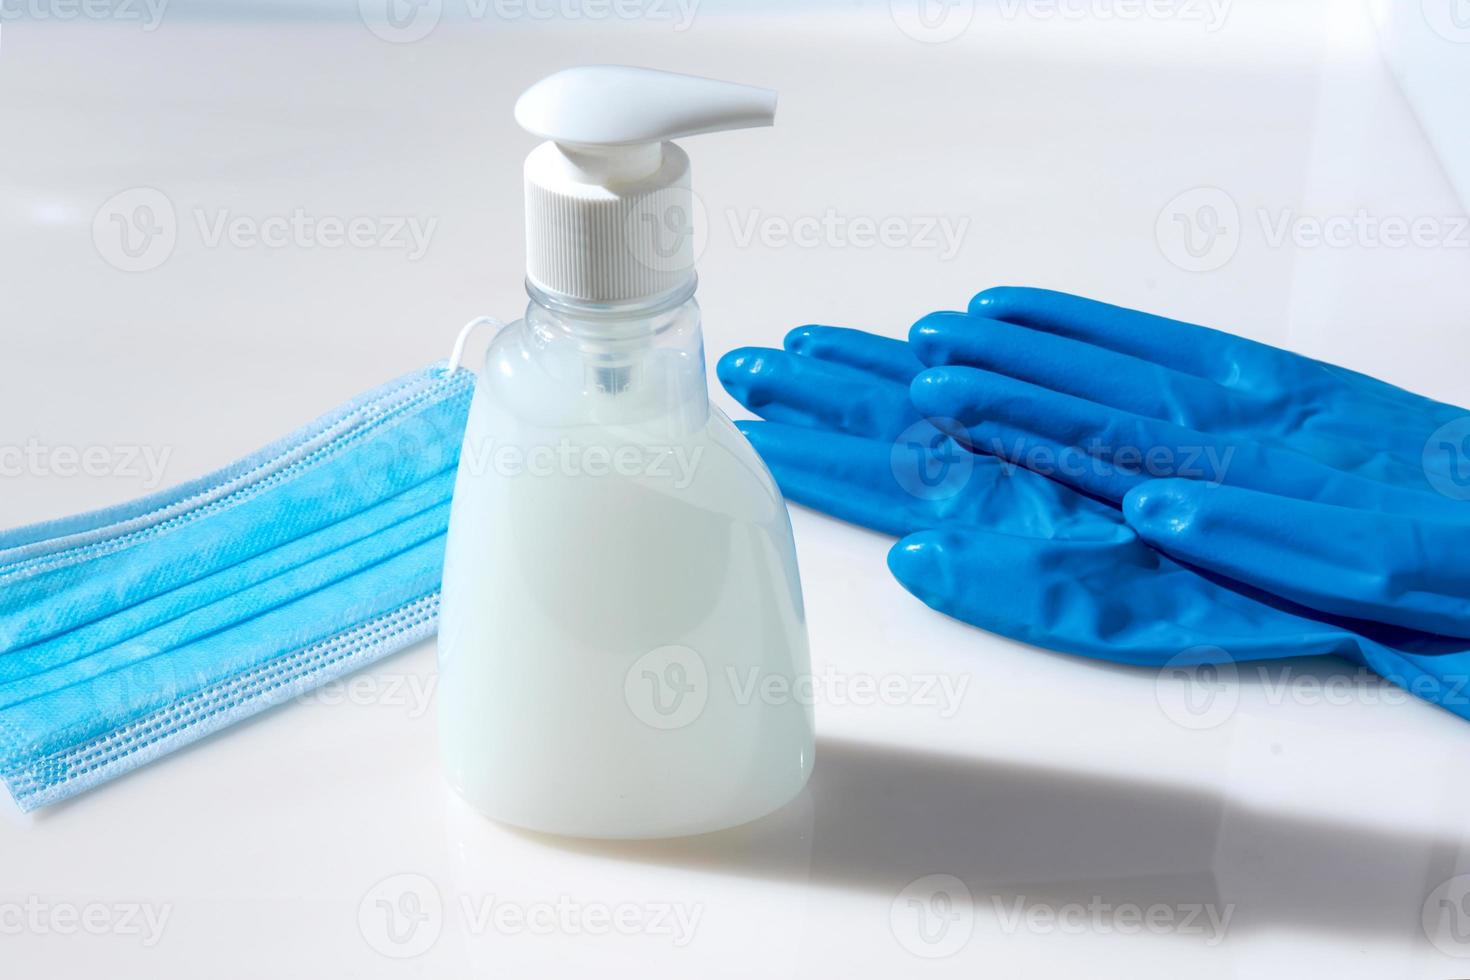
[739,421,958,537]
[967,286,1262,385]
[1126,479,1470,639]
[973,287,1469,423]
[1353,646,1470,723]
[718,346,917,441]
[783,325,926,384]
[909,363,1228,502]
[886,525,1368,667]
[741,419,1132,541]
[912,310,1242,430]
[911,364,1460,518]
[890,527,1470,721]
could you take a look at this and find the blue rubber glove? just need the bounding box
[911,287,1470,639]
[718,323,1470,721]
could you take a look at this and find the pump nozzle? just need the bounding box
[516,66,777,307]
[515,65,776,149]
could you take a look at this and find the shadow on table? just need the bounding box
[522,735,1460,940]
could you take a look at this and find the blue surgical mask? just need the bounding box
[0,364,473,811]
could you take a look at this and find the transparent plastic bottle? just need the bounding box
[438,65,813,838]
[439,282,814,838]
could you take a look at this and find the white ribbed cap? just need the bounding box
[515,66,776,306]
[523,140,695,305]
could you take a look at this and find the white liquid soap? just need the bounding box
[438,66,814,838]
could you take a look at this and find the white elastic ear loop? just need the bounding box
[445,316,506,375]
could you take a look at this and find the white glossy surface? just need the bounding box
[2,3,1470,977]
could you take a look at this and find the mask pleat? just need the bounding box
[5,593,441,811]
[0,364,480,804]
[0,371,444,562]
[0,389,470,652]
[0,535,448,766]
[0,468,455,678]
[0,475,455,694]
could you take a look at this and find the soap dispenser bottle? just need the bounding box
[438,66,814,839]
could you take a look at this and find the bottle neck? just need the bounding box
[522,280,709,423]
[524,276,698,326]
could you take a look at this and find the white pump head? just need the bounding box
[515,65,777,307]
